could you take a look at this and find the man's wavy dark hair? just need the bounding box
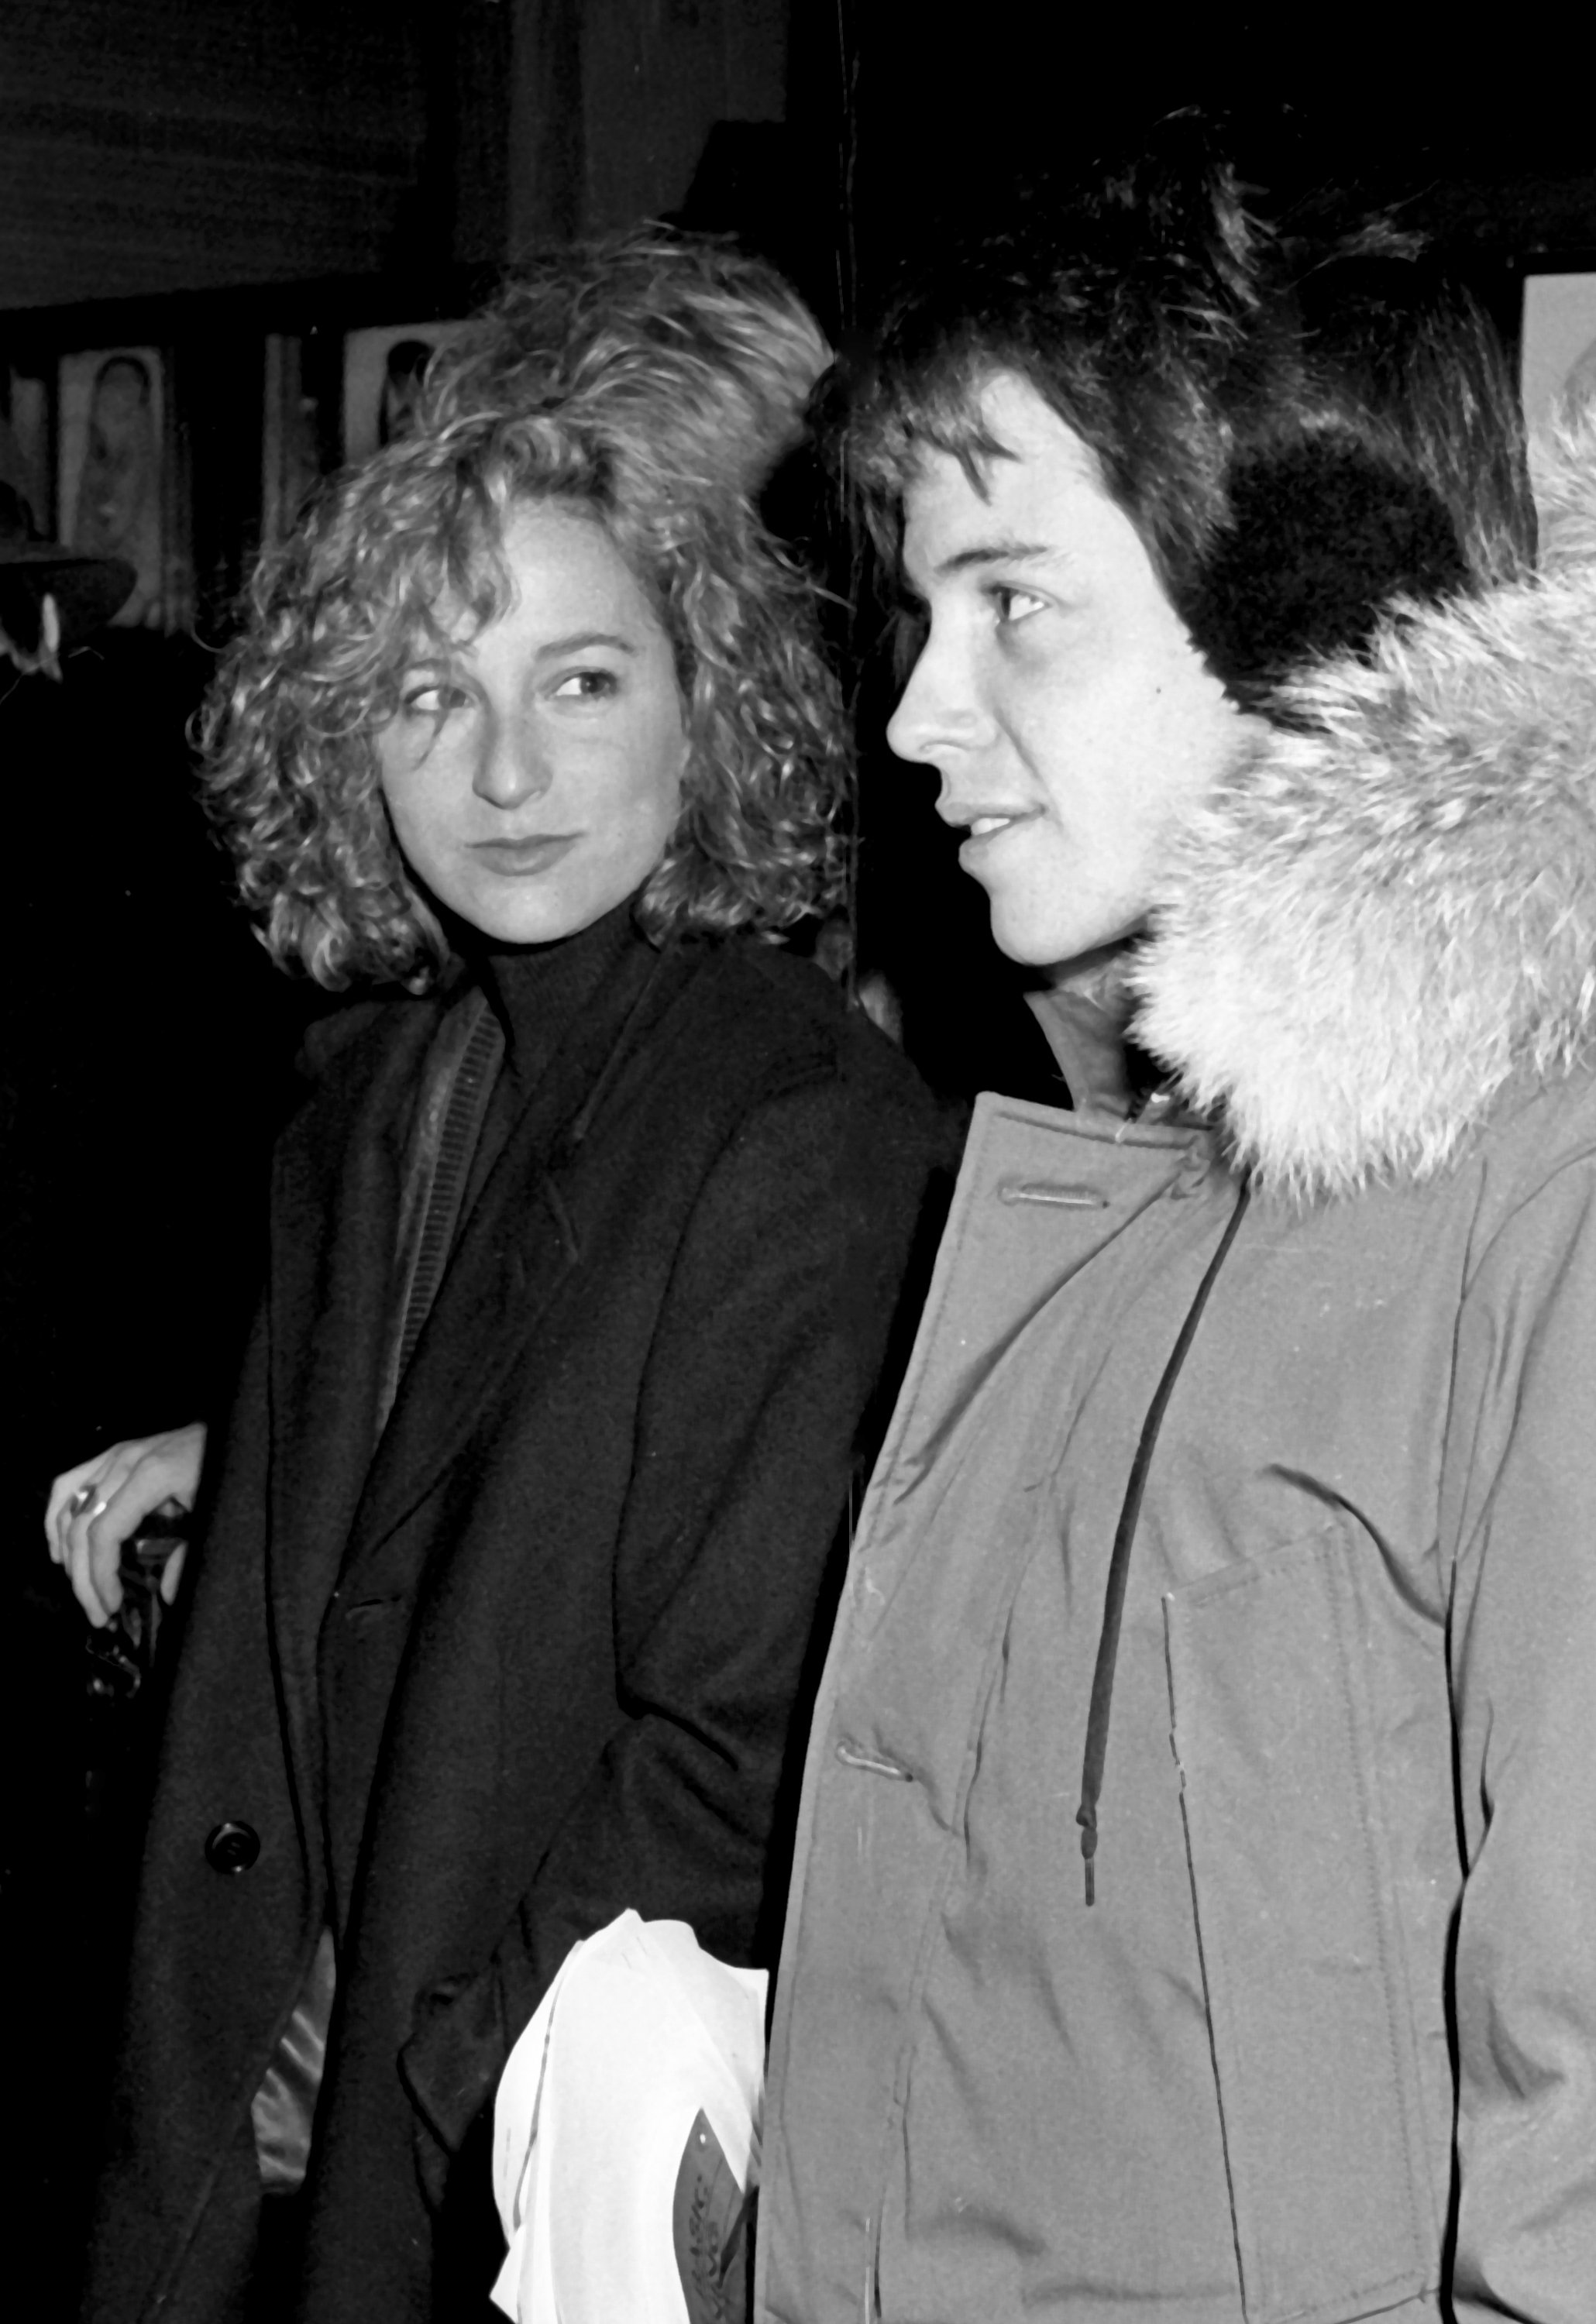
[204,232,848,989]
[844,115,1536,715]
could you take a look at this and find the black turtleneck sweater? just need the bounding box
[377,900,641,1439]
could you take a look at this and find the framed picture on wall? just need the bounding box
[1520,268,1596,438]
[342,321,466,464]
[57,346,193,633]
[2,365,52,535]
[261,332,332,548]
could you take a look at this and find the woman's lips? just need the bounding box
[470,834,580,876]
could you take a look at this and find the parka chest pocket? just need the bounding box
[1164,1528,1441,2324]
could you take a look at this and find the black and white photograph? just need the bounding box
[6,11,1596,2324]
[341,321,466,464]
[1522,267,1596,436]
[57,344,191,631]
[260,332,328,551]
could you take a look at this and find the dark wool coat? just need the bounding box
[82,927,949,2324]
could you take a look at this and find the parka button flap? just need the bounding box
[997,1178,1109,1208]
[204,1819,261,1875]
[834,1736,913,1780]
[1168,1140,1216,1197]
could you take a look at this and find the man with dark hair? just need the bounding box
[758,125,1596,2321]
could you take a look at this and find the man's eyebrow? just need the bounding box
[931,538,1058,579]
[535,630,639,659]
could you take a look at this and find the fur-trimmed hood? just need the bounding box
[1133,406,1596,1203]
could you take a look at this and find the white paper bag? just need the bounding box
[490,1910,768,2322]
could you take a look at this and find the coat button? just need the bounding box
[204,1820,260,1875]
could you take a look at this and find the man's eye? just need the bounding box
[552,669,619,701]
[991,585,1045,627]
[893,605,930,687]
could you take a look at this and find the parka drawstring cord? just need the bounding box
[1076,1174,1252,1905]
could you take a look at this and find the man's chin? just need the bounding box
[985,909,1099,975]
[984,891,1145,978]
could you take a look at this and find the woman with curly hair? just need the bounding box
[48,236,945,2324]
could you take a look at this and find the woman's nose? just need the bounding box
[473,714,552,809]
[886,633,986,767]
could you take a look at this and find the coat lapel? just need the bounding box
[265,997,442,1786]
[339,937,692,1592]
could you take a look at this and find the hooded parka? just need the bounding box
[758,416,1596,2324]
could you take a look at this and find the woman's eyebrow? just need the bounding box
[535,630,639,660]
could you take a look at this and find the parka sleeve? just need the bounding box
[1443,1154,1596,2321]
[398,1054,948,2172]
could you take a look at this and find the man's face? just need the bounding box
[376,502,686,946]
[888,373,1249,971]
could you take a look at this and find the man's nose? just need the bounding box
[886,632,987,767]
[473,714,552,809]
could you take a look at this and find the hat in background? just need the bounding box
[1,414,136,652]
[1,486,137,648]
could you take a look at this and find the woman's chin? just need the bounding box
[443,875,617,949]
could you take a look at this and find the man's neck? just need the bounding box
[1028,944,1140,1116]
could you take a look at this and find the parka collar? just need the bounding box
[1130,408,1596,1205]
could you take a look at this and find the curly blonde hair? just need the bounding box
[203,234,848,988]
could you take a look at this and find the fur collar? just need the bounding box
[1132,407,1596,1203]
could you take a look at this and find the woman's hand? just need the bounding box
[45,1424,207,1627]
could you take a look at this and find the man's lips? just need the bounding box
[938,801,1034,833]
[939,806,1037,850]
[470,834,580,875]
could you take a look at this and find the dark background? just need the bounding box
[3,5,1592,2307]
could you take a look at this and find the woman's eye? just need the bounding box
[398,677,470,719]
[552,668,620,702]
[991,584,1046,627]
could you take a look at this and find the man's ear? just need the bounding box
[1180,435,1470,712]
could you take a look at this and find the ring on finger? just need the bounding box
[69,1483,110,1520]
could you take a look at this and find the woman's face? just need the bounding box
[375,502,687,946]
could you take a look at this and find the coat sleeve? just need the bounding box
[399,1057,948,2164]
[1443,1155,1596,2322]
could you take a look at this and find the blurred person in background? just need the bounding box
[7,429,311,2312]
